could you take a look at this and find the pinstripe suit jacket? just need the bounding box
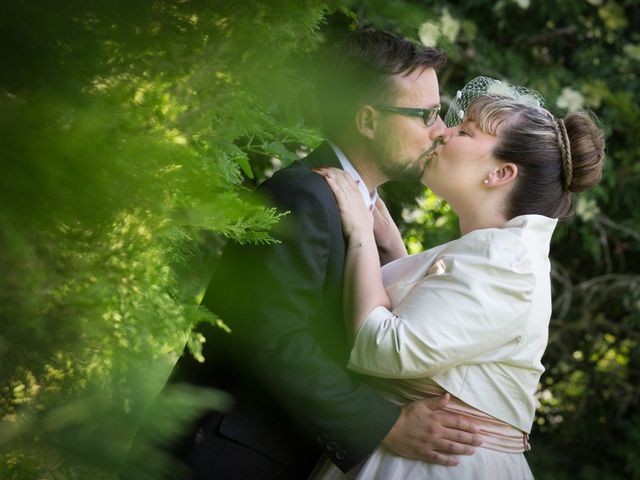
[175,143,399,479]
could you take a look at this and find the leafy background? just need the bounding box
[1,1,638,479]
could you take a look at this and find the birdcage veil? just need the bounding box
[444,76,546,127]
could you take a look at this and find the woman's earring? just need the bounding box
[483,179,489,184]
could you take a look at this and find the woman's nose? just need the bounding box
[439,125,456,144]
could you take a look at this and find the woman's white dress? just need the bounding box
[311,214,557,479]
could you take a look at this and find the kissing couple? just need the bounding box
[170,27,605,480]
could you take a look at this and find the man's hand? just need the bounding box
[381,394,483,466]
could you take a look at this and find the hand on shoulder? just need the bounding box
[314,167,374,244]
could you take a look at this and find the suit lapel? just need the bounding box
[299,142,342,170]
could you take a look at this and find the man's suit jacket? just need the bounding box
[173,143,399,479]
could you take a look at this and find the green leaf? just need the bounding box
[232,155,254,179]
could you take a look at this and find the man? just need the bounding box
[175,28,482,479]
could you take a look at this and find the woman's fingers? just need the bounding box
[375,197,390,214]
[315,167,359,192]
[324,175,348,211]
[314,167,373,237]
[314,167,363,207]
[330,171,357,194]
[372,197,393,224]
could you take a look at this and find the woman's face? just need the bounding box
[421,120,500,208]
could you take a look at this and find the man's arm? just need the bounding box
[203,170,399,471]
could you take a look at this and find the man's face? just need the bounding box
[372,68,446,181]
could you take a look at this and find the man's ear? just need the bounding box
[354,105,377,140]
[485,163,518,187]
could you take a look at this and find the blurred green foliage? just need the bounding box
[1,1,325,478]
[1,0,638,479]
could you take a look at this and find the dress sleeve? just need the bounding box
[348,230,537,379]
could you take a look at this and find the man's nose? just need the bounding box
[429,116,447,140]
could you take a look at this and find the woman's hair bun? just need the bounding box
[563,112,605,193]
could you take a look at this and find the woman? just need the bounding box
[312,79,606,479]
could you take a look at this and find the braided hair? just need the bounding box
[465,96,605,219]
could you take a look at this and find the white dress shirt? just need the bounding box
[348,214,558,433]
[328,141,378,212]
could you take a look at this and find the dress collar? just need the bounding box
[503,214,558,256]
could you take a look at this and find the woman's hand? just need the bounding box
[315,167,374,246]
[315,167,390,333]
[373,197,408,264]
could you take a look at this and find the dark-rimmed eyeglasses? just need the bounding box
[374,105,441,127]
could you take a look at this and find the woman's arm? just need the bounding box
[318,168,391,335]
[373,197,408,266]
[348,231,538,379]
[318,168,484,459]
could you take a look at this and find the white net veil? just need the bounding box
[444,76,546,127]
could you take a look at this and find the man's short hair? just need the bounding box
[315,28,447,139]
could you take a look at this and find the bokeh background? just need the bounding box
[1,1,638,478]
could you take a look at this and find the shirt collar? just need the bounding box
[327,140,378,212]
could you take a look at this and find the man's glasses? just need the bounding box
[374,105,441,127]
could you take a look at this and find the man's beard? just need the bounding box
[379,157,425,181]
[377,139,440,182]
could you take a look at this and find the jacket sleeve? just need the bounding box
[203,170,399,472]
[348,230,537,379]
